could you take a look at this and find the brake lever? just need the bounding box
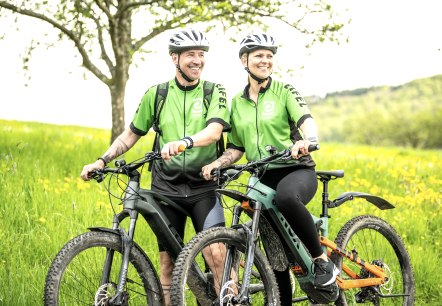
[89,170,105,183]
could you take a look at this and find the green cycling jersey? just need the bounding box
[131,78,230,196]
[227,77,315,169]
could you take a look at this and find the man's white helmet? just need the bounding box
[169,28,210,55]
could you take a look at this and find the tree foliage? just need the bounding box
[309,74,442,149]
[0,0,346,143]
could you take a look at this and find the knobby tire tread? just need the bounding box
[331,215,415,306]
[44,231,163,306]
[170,227,280,306]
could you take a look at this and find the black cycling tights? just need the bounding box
[260,167,320,306]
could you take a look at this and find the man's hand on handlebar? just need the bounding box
[80,159,105,181]
[161,141,187,160]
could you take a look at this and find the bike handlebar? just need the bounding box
[89,151,162,182]
[210,144,320,181]
[89,144,188,182]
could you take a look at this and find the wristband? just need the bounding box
[97,157,107,166]
[181,138,190,148]
[182,136,194,149]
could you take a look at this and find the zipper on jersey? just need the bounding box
[254,95,263,159]
[183,88,187,178]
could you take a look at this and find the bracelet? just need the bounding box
[97,157,107,166]
[307,136,318,143]
[182,136,194,149]
[181,138,190,148]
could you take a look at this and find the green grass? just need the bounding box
[0,119,441,305]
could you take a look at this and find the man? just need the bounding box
[81,28,230,305]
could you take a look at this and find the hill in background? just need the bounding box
[306,74,442,148]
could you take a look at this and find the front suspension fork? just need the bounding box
[223,202,262,304]
[99,209,139,305]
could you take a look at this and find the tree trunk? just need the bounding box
[109,83,126,144]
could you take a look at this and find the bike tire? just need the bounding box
[44,231,163,306]
[331,215,415,306]
[170,227,280,306]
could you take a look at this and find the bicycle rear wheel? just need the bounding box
[332,215,414,306]
[44,231,163,305]
[170,227,280,306]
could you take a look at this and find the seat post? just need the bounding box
[320,178,331,218]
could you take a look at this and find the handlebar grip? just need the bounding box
[308,143,320,152]
[198,168,219,178]
[178,144,186,152]
[89,170,104,183]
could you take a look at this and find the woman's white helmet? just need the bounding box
[169,28,210,55]
[239,33,277,58]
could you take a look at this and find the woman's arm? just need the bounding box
[201,148,244,180]
[291,117,319,159]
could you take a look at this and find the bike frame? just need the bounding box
[220,169,392,302]
[91,162,211,304]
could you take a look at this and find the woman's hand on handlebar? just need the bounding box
[201,161,220,181]
[290,140,319,159]
[80,160,105,181]
[201,149,244,181]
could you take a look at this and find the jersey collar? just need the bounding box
[241,77,273,99]
[174,77,200,91]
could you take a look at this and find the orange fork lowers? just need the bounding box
[320,236,387,290]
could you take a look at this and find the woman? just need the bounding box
[202,33,338,305]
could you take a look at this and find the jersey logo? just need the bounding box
[192,98,204,115]
[262,100,275,118]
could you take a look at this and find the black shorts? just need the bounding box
[157,191,225,252]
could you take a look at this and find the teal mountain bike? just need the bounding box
[170,146,415,305]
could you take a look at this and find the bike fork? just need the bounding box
[229,201,262,304]
[100,210,138,305]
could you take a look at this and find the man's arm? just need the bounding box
[161,122,224,160]
[101,128,142,164]
[80,128,141,180]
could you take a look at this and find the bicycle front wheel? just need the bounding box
[44,231,163,306]
[332,215,414,306]
[170,227,280,306]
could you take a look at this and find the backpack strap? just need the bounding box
[152,81,169,135]
[148,82,169,171]
[202,81,225,157]
[202,81,215,110]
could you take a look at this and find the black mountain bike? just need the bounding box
[44,151,215,305]
[170,146,415,305]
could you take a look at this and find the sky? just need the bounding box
[0,0,441,129]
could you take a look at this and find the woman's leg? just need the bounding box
[274,168,322,258]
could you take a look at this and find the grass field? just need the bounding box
[0,119,441,305]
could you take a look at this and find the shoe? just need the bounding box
[313,258,339,287]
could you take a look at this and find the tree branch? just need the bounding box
[0,1,112,85]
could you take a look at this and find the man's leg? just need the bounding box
[202,242,227,294]
[160,251,174,306]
